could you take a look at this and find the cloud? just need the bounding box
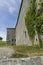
[9,6,15,14]
[0,0,21,14]
[0,0,21,41]
[0,31,6,41]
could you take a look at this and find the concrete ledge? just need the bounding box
[0,56,43,65]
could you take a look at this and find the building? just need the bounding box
[7,28,16,45]
[7,0,43,45]
[15,0,32,45]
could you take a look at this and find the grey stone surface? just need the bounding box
[0,48,14,58]
[0,56,43,65]
[30,57,42,65]
[16,0,32,45]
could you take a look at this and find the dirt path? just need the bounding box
[0,47,14,58]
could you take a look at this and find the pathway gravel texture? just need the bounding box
[0,48,14,58]
[0,56,43,65]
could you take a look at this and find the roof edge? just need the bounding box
[15,0,23,28]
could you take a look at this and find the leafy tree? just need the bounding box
[25,0,43,47]
[0,37,3,40]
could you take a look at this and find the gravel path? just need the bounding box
[0,48,14,58]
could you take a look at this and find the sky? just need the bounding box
[0,0,21,41]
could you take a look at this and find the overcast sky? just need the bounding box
[0,0,21,41]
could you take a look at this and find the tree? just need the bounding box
[25,0,43,47]
[0,37,3,40]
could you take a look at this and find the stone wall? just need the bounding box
[6,28,16,45]
[16,0,32,45]
[0,56,43,65]
[16,0,43,45]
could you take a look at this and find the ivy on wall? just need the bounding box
[25,0,43,46]
[25,0,36,42]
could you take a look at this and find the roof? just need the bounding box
[7,28,16,30]
[15,0,23,28]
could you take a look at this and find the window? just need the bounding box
[12,39,13,42]
[24,31,26,38]
[36,38,38,41]
[37,9,40,15]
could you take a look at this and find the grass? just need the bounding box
[0,40,7,46]
[0,41,43,58]
[11,45,43,58]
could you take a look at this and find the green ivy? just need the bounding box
[25,0,43,44]
[25,0,36,41]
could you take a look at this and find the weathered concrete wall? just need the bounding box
[16,0,43,45]
[0,56,43,65]
[34,30,39,45]
[16,0,32,45]
[7,28,16,45]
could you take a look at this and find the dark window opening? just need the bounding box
[24,31,26,38]
[12,39,14,45]
[38,9,41,15]
[36,38,38,41]
[12,39,13,42]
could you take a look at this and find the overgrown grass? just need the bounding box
[11,45,43,58]
[0,41,43,58]
[0,41,7,46]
